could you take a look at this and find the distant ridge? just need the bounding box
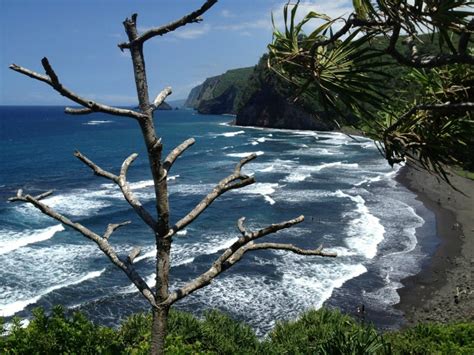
[184,67,254,114]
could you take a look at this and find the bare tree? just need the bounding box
[8,1,336,353]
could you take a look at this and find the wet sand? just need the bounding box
[396,164,474,325]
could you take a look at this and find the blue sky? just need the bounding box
[0,0,353,105]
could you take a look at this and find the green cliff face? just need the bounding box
[184,67,254,114]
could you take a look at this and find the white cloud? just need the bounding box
[215,18,270,32]
[221,9,235,18]
[271,0,354,33]
[173,24,211,39]
[213,1,354,37]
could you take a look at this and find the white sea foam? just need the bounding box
[0,269,105,317]
[180,251,367,336]
[16,192,112,218]
[83,120,113,126]
[260,165,275,173]
[240,183,278,196]
[226,151,264,158]
[283,172,311,183]
[311,162,359,172]
[219,130,245,137]
[264,195,276,205]
[122,235,238,294]
[129,180,154,190]
[251,141,259,146]
[177,229,187,236]
[335,190,384,259]
[354,175,383,187]
[0,224,64,255]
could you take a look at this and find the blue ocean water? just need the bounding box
[0,106,436,333]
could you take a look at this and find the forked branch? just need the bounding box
[74,151,158,231]
[166,215,336,305]
[8,190,155,307]
[163,138,196,174]
[9,59,145,120]
[166,154,257,238]
[118,0,218,49]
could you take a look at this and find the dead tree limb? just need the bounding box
[162,138,196,177]
[166,154,257,238]
[104,221,131,240]
[8,190,156,307]
[151,87,173,112]
[166,215,336,305]
[74,151,158,231]
[118,0,218,50]
[9,59,145,119]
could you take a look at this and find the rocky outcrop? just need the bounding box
[196,85,239,115]
[184,57,336,131]
[184,84,203,109]
[235,81,335,130]
[157,102,172,110]
[184,67,253,114]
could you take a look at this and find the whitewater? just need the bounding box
[0,107,433,333]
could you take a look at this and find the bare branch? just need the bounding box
[237,217,248,236]
[127,246,142,264]
[163,138,196,174]
[166,215,336,305]
[65,107,93,115]
[384,101,474,140]
[151,87,172,111]
[8,189,53,202]
[75,151,158,231]
[9,59,145,120]
[119,153,139,180]
[245,242,337,257]
[104,221,131,240]
[74,151,118,181]
[388,50,474,68]
[8,191,156,307]
[167,154,257,237]
[118,0,218,49]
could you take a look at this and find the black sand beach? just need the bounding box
[396,164,474,325]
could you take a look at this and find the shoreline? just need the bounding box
[395,164,474,325]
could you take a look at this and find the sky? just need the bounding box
[0,0,353,105]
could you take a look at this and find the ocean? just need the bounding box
[0,106,437,333]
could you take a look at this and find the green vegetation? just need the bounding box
[210,67,255,99]
[2,307,474,354]
[268,1,474,182]
[185,67,254,114]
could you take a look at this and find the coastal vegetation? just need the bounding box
[268,1,474,181]
[2,307,474,354]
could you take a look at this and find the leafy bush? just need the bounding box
[266,308,389,354]
[1,306,119,354]
[2,307,474,354]
[387,322,474,355]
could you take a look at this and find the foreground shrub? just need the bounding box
[2,306,474,354]
[387,322,474,354]
[266,308,389,354]
[0,306,118,354]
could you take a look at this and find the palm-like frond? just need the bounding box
[268,3,387,121]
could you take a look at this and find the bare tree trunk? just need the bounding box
[151,306,169,355]
[123,15,171,355]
